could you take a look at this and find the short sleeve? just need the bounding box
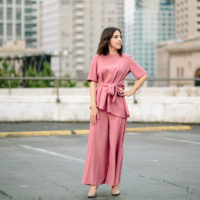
[128,55,147,80]
[87,55,98,82]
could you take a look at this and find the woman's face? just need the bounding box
[109,30,122,50]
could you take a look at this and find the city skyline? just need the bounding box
[0,0,200,85]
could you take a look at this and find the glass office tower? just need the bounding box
[125,0,175,85]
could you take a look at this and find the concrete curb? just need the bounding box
[0,125,191,138]
[0,130,72,138]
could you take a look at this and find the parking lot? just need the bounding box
[0,123,200,200]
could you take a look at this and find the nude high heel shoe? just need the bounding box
[112,185,120,196]
[88,185,99,198]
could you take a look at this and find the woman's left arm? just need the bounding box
[123,73,148,97]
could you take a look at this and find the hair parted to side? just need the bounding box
[96,27,123,56]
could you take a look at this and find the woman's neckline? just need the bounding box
[108,52,119,55]
[102,53,121,57]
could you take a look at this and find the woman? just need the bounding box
[82,27,148,198]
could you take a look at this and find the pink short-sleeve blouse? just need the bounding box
[87,53,147,118]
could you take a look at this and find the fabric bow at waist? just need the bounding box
[98,81,125,102]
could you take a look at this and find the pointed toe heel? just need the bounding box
[88,186,99,198]
[88,193,97,198]
[112,190,120,196]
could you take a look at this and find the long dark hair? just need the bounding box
[96,27,123,56]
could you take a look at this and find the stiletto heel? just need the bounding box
[88,185,99,198]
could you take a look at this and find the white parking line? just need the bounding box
[19,145,85,163]
[164,138,200,145]
[127,132,138,136]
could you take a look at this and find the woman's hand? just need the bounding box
[119,88,133,97]
[90,107,99,124]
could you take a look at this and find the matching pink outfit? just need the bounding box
[81,53,147,186]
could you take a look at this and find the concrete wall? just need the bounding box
[0,87,200,123]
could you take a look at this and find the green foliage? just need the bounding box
[2,60,9,72]
[83,80,89,87]
[0,60,9,88]
[0,59,20,88]
[0,60,78,88]
[25,65,37,88]
[9,68,20,88]
[25,61,55,88]
[37,61,55,88]
[59,73,77,87]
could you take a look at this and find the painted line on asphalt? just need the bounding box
[73,129,89,134]
[0,125,192,138]
[19,145,84,163]
[127,132,139,136]
[126,125,191,132]
[164,137,200,145]
[75,126,191,134]
[0,130,72,138]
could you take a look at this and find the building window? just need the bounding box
[7,23,12,36]
[7,0,12,5]
[25,1,32,5]
[195,68,200,86]
[25,24,32,29]
[177,67,184,78]
[0,23,3,35]
[181,67,184,77]
[16,0,21,4]
[0,8,3,20]
[16,8,21,20]
[16,23,21,37]
[25,8,32,13]
[7,8,12,20]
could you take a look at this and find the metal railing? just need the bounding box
[0,77,200,103]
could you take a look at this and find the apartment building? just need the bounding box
[175,0,200,39]
[40,0,124,77]
[0,0,39,48]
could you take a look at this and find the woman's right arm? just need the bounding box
[90,81,99,124]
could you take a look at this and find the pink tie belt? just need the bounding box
[98,81,125,102]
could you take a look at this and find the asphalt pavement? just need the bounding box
[0,122,200,200]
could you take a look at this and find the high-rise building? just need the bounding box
[40,0,124,78]
[175,0,200,39]
[24,0,39,48]
[156,0,200,87]
[124,0,175,83]
[0,0,39,48]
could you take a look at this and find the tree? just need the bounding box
[59,73,77,87]
[25,65,37,87]
[36,61,55,87]
[0,59,20,88]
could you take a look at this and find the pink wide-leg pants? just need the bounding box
[81,108,127,186]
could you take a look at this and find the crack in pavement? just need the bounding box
[0,190,13,199]
[138,174,200,196]
[40,175,70,192]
